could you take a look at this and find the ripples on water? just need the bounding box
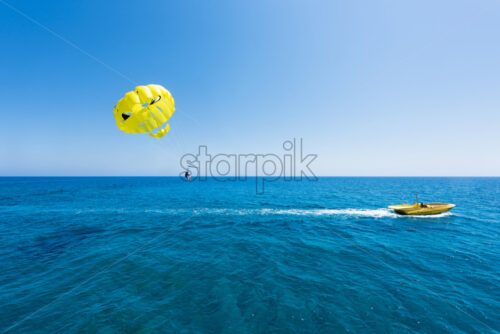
[0,177,499,333]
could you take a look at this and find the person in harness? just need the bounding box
[184,170,192,182]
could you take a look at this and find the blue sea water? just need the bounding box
[0,177,498,333]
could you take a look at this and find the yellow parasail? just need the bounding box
[113,84,175,138]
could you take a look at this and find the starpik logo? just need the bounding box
[179,139,318,193]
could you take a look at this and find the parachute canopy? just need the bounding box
[113,84,175,138]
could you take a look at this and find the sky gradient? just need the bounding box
[1,0,499,176]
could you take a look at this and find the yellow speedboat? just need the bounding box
[388,203,455,215]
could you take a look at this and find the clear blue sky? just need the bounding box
[1,0,499,176]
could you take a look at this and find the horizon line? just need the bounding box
[0,176,499,178]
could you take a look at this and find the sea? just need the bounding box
[0,177,498,333]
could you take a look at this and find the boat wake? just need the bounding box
[192,208,455,218]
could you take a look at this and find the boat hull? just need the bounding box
[388,203,455,215]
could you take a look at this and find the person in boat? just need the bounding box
[420,203,428,208]
[184,170,191,182]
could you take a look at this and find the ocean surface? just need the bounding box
[0,177,498,333]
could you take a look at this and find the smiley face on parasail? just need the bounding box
[113,84,175,138]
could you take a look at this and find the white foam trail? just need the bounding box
[178,208,400,218]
